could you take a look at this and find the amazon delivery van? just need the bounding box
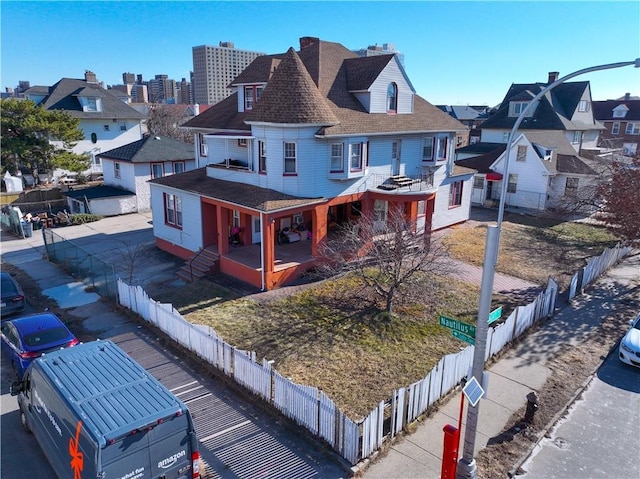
[10,340,201,479]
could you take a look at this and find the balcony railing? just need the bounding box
[208,158,252,171]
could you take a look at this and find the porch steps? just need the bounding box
[177,247,219,283]
[378,175,416,190]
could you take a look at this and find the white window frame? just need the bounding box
[199,134,208,157]
[510,101,529,116]
[258,140,267,173]
[387,82,398,113]
[330,143,344,172]
[422,137,434,161]
[516,145,527,162]
[284,142,297,174]
[435,136,448,161]
[473,176,484,189]
[625,122,640,135]
[114,162,121,179]
[172,161,185,174]
[165,193,182,228]
[612,122,620,135]
[448,180,463,207]
[572,131,582,144]
[507,174,518,193]
[578,100,589,112]
[233,210,240,228]
[151,162,164,179]
[349,143,363,171]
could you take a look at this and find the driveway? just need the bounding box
[1,217,350,479]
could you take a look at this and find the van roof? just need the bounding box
[35,340,188,446]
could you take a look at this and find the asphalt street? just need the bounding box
[520,350,640,479]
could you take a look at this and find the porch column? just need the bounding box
[406,201,418,234]
[311,205,329,257]
[262,215,275,276]
[216,206,230,255]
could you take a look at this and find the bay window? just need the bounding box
[284,142,297,174]
[330,143,344,171]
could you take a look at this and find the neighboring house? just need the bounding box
[24,71,146,179]
[456,71,602,211]
[437,105,489,147]
[592,94,640,157]
[64,135,195,216]
[149,36,470,291]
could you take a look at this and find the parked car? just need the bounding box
[1,272,26,318]
[619,313,640,368]
[0,312,79,378]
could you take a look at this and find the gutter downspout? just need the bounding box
[260,213,265,291]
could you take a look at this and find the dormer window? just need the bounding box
[82,96,102,112]
[244,85,264,111]
[613,105,628,118]
[509,101,529,117]
[387,82,398,113]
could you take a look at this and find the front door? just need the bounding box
[252,216,261,244]
[392,140,401,176]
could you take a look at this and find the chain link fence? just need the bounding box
[42,228,118,299]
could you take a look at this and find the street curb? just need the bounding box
[507,342,620,477]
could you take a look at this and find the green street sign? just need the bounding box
[488,306,503,324]
[453,330,476,345]
[439,315,476,338]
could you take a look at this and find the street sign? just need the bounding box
[439,315,476,338]
[453,330,475,345]
[488,306,503,324]
[462,376,485,407]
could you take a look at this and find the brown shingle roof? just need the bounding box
[150,168,326,212]
[245,48,339,125]
[186,38,466,136]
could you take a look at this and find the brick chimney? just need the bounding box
[625,92,631,100]
[299,36,319,49]
[548,71,559,84]
[84,70,97,83]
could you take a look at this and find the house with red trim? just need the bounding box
[148,37,472,291]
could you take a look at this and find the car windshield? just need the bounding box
[23,327,70,347]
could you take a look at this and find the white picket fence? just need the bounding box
[568,243,633,300]
[116,243,630,466]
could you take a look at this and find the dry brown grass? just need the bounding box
[146,214,620,419]
[444,214,619,288]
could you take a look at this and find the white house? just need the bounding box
[25,71,146,179]
[456,71,601,211]
[148,37,471,290]
[64,135,195,215]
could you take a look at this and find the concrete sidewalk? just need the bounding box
[362,251,640,479]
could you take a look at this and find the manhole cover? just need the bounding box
[553,437,569,449]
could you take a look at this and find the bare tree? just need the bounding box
[594,156,640,245]
[114,239,148,284]
[146,104,194,144]
[315,205,452,314]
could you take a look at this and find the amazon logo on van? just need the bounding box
[158,450,186,469]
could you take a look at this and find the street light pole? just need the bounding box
[456,58,640,479]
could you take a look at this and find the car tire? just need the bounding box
[20,410,31,434]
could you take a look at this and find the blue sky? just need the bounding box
[2,1,639,106]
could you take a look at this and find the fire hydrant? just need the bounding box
[524,391,539,424]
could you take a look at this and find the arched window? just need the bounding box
[387,82,398,113]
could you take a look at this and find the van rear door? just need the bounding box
[148,414,195,478]
[102,431,152,479]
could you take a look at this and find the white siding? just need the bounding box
[490,138,551,210]
[480,129,509,143]
[104,159,136,193]
[431,174,473,231]
[368,60,414,114]
[88,196,137,216]
[150,184,203,253]
[64,119,144,156]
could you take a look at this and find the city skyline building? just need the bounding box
[353,43,405,67]
[192,41,265,105]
